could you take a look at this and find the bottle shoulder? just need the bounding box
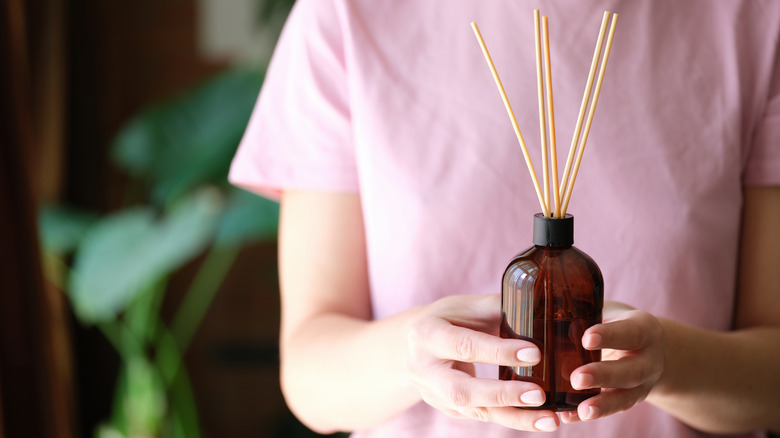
[503,245,603,282]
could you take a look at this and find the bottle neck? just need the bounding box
[532,213,574,247]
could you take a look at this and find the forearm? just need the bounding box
[647,319,780,433]
[278,191,423,433]
[281,308,423,434]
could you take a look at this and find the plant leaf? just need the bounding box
[257,0,296,26]
[69,189,222,323]
[38,204,99,254]
[215,187,279,247]
[111,68,265,207]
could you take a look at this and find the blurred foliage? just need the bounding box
[36,0,314,436]
[111,68,265,207]
[70,190,222,323]
[258,0,296,27]
[40,65,280,438]
[39,205,99,254]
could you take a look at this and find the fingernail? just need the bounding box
[517,348,540,363]
[534,416,558,432]
[583,333,602,349]
[560,411,577,424]
[575,373,594,389]
[520,390,544,405]
[582,405,600,420]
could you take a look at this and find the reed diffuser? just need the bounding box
[472,10,618,411]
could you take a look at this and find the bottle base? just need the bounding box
[500,365,599,412]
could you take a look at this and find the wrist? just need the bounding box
[646,317,675,401]
[399,304,428,393]
[646,317,715,403]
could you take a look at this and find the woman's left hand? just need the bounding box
[560,301,666,424]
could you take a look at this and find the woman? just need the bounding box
[230,1,780,436]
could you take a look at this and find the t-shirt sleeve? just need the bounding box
[228,0,356,200]
[744,39,780,187]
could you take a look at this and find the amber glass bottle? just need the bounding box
[500,213,603,411]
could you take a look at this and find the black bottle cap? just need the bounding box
[533,213,574,247]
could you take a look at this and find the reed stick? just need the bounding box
[559,11,611,200]
[541,16,561,218]
[471,21,550,217]
[561,13,618,215]
[534,10,550,216]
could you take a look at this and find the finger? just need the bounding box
[571,354,660,390]
[419,321,540,366]
[426,397,558,431]
[421,366,547,408]
[582,310,659,351]
[466,406,560,432]
[559,410,582,424]
[575,386,650,421]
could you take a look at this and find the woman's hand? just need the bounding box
[406,294,561,432]
[561,301,665,424]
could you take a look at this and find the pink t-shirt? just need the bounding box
[230,1,780,437]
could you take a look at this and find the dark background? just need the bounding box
[1,0,340,437]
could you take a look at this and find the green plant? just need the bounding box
[40,66,280,437]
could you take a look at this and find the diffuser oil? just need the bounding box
[499,214,603,411]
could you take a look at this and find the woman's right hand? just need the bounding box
[406,294,561,432]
